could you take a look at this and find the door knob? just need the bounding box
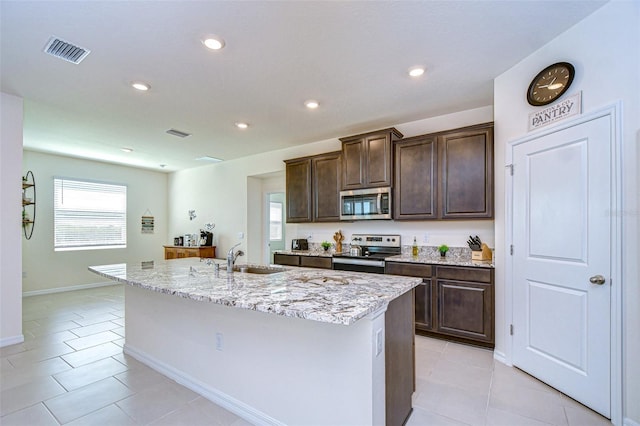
[589,275,606,285]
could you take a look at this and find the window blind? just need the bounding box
[54,178,127,250]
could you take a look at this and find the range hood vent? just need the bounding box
[43,36,90,64]
[166,128,191,138]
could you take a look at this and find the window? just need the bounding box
[54,178,127,251]
[269,201,283,240]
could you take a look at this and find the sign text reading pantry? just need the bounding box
[529,92,582,131]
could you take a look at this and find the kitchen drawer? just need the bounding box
[435,266,492,283]
[300,256,332,269]
[385,262,432,278]
[274,253,300,266]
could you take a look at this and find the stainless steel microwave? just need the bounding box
[339,187,391,220]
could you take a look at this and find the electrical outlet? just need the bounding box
[375,329,383,356]
[237,232,244,240]
[215,332,223,351]
[423,234,429,243]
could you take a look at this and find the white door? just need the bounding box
[511,114,611,417]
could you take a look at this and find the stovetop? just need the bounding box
[332,233,401,260]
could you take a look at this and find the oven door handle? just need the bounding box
[331,258,385,268]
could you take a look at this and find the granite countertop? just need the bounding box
[385,254,494,269]
[89,258,420,326]
[274,249,335,257]
[275,249,494,268]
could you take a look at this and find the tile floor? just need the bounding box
[1,285,611,425]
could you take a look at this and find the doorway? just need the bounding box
[507,105,622,422]
[266,192,285,264]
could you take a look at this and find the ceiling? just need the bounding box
[1,1,606,172]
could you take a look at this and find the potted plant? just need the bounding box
[321,241,332,251]
[438,244,449,257]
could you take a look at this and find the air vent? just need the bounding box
[43,37,90,64]
[166,128,191,138]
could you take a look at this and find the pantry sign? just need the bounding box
[529,92,581,131]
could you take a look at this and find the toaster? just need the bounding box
[291,239,308,251]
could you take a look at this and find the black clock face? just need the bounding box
[527,62,575,106]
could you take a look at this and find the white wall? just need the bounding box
[0,92,24,347]
[168,106,495,262]
[493,2,639,424]
[22,151,169,294]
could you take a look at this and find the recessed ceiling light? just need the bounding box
[121,147,133,153]
[202,36,225,50]
[408,67,425,77]
[132,82,150,91]
[235,122,249,129]
[159,164,167,168]
[305,100,319,109]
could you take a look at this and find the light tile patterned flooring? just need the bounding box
[1,285,611,425]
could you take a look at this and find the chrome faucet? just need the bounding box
[227,243,244,272]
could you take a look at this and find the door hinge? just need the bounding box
[510,245,514,255]
[506,164,514,176]
[510,324,514,335]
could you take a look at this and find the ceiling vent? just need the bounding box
[43,36,90,64]
[166,128,192,138]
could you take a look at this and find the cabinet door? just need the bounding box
[164,248,177,260]
[273,253,300,266]
[285,158,312,223]
[313,152,341,222]
[394,136,437,220]
[436,279,494,343]
[415,279,434,331]
[438,125,493,219]
[300,256,332,269]
[341,139,365,189]
[365,133,392,187]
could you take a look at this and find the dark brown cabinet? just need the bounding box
[394,135,438,220]
[285,152,341,223]
[340,128,403,190]
[438,123,493,219]
[284,158,312,223]
[274,253,332,269]
[436,266,494,344]
[312,152,341,222]
[394,123,494,220]
[386,261,494,347]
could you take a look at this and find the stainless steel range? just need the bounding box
[332,234,401,274]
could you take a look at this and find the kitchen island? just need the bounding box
[89,258,420,426]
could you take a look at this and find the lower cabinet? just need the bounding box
[164,246,216,260]
[385,262,494,347]
[273,253,332,269]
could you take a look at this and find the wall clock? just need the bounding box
[527,62,575,106]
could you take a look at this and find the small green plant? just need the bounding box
[321,241,332,251]
[438,244,449,255]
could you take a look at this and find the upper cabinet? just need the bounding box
[340,128,403,190]
[394,135,438,220]
[438,123,493,219]
[394,123,494,220]
[313,151,342,222]
[284,157,312,223]
[285,151,341,223]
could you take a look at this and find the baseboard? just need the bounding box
[0,334,24,348]
[624,417,640,426]
[493,349,510,366]
[123,344,285,426]
[23,281,119,297]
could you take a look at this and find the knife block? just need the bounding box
[472,243,492,261]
